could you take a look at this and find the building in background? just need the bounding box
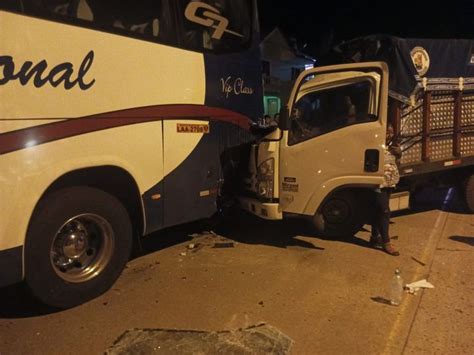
[261,27,316,118]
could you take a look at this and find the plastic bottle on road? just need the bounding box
[389,269,404,306]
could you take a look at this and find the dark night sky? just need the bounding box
[258,0,474,57]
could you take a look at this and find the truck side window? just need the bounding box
[289,81,373,145]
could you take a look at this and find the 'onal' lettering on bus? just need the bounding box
[220,76,254,98]
[0,50,95,90]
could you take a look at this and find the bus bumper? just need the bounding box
[0,246,23,288]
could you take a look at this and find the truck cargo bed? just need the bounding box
[391,91,474,177]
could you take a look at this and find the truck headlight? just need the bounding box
[257,158,274,198]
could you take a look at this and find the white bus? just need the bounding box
[0,0,262,308]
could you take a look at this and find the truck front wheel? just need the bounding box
[312,190,367,237]
[25,187,133,308]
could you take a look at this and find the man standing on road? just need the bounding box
[370,123,401,256]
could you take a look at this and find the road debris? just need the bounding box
[405,279,435,294]
[183,230,236,253]
[411,256,427,266]
[213,242,235,248]
[106,324,293,354]
[371,296,392,305]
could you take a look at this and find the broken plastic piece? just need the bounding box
[405,279,434,294]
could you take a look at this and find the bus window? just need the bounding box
[88,0,163,38]
[23,0,82,19]
[21,0,173,44]
[178,0,251,53]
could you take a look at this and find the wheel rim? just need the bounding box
[50,214,115,283]
[322,198,351,224]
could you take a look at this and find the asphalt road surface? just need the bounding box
[0,187,472,354]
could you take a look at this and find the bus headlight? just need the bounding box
[257,158,274,198]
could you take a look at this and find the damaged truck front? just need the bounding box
[240,36,474,235]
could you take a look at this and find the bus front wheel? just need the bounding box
[25,187,133,309]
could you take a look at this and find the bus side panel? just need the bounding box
[0,11,206,121]
[142,119,253,233]
[0,10,206,259]
[161,120,219,229]
[0,122,164,278]
[204,47,263,122]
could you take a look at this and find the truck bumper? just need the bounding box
[0,246,23,288]
[239,197,283,220]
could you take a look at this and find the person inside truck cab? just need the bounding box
[325,94,357,129]
[343,95,356,123]
[289,88,363,145]
[289,99,318,143]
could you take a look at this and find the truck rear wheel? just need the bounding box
[25,187,133,308]
[312,190,367,237]
[464,173,474,213]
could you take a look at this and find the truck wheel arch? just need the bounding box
[304,183,377,217]
[308,186,375,237]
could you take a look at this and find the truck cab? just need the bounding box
[240,62,390,235]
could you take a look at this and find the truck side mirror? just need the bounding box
[278,106,290,131]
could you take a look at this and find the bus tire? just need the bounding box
[25,186,133,309]
[312,190,366,237]
[464,173,474,213]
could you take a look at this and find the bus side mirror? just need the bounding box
[278,106,290,131]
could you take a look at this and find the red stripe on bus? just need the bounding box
[0,104,252,155]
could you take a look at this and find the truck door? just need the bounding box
[279,62,388,218]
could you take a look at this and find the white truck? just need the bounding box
[239,37,474,235]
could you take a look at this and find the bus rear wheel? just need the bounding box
[25,187,132,309]
[312,190,367,237]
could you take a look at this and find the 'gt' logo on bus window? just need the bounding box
[184,1,244,40]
